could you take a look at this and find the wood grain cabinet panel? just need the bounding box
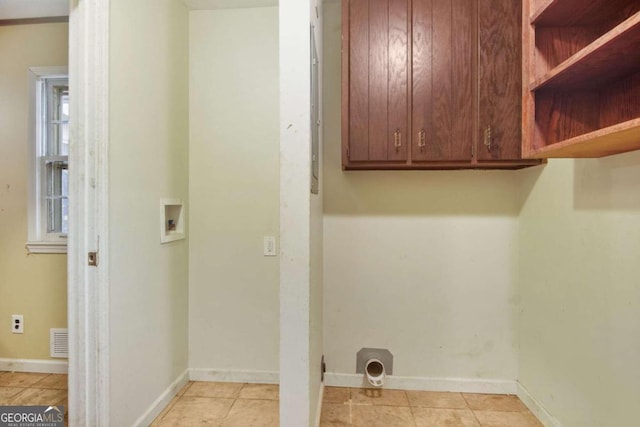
[412,0,474,162]
[342,0,541,170]
[478,0,523,162]
[345,0,409,164]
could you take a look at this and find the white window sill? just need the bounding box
[26,241,67,254]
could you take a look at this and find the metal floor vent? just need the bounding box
[50,328,69,358]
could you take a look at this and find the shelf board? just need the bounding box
[526,118,640,158]
[531,12,640,91]
[531,0,636,26]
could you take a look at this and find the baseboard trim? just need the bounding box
[324,373,517,394]
[517,382,562,427]
[314,382,324,427]
[0,358,68,374]
[132,369,189,427]
[189,368,279,384]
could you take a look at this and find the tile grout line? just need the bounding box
[221,395,240,423]
[8,388,29,405]
[153,389,185,424]
[462,393,485,426]
[179,381,194,396]
[402,390,419,427]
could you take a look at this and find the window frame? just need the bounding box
[27,66,69,254]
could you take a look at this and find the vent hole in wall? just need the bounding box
[50,328,68,358]
[366,360,384,377]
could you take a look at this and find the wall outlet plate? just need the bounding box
[12,315,23,334]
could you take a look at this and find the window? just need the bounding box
[27,67,69,254]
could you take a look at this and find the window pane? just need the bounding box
[38,76,69,238]
[61,197,69,235]
[59,92,69,156]
[47,198,62,233]
[45,160,68,234]
[62,167,68,197]
[46,84,69,157]
[60,123,69,156]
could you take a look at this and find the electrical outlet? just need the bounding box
[11,315,23,334]
[263,236,277,257]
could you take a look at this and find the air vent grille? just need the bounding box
[50,328,68,358]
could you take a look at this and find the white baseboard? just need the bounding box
[517,382,562,427]
[189,368,279,384]
[324,373,517,394]
[314,382,324,427]
[132,369,189,427]
[0,358,68,374]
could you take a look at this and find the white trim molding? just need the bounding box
[324,373,518,395]
[132,369,189,427]
[189,368,279,384]
[68,0,110,425]
[25,241,67,254]
[0,358,68,374]
[517,382,563,427]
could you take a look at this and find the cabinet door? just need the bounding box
[478,0,522,161]
[412,0,475,162]
[347,0,409,163]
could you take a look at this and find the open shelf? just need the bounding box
[531,0,638,26]
[523,0,640,159]
[532,13,640,90]
[526,118,640,158]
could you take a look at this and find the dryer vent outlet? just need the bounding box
[356,348,393,376]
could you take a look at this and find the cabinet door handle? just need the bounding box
[394,129,402,151]
[418,129,426,150]
[484,125,492,150]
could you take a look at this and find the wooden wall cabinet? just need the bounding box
[342,0,541,170]
[522,0,640,158]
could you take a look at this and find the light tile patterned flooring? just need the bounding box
[153,382,542,427]
[0,374,543,427]
[0,371,68,425]
[321,387,543,426]
[151,381,279,426]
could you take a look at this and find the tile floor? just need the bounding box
[152,381,542,427]
[151,381,279,426]
[321,387,543,427]
[0,371,68,425]
[0,374,543,427]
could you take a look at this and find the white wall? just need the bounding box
[518,155,640,427]
[280,0,324,425]
[188,7,280,375]
[310,0,324,422]
[108,0,190,425]
[322,2,519,387]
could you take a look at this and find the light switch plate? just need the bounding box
[264,236,277,256]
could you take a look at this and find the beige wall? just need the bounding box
[188,7,280,373]
[0,22,68,361]
[108,0,190,424]
[519,155,640,427]
[322,2,520,382]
